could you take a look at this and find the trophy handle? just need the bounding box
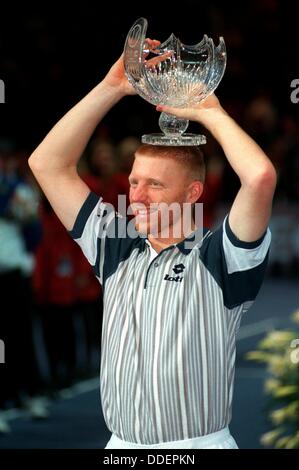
[124,18,148,82]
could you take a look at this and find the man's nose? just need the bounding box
[131,183,148,203]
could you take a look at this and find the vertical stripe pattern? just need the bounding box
[71,193,270,445]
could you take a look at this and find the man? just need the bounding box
[28,48,277,449]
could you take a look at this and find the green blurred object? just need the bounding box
[246,310,299,449]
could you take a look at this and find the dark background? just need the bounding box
[0,0,297,149]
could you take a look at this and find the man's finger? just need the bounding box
[145,51,174,69]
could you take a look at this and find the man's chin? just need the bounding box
[134,221,151,235]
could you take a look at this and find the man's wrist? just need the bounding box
[195,106,231,134]
[96,79,126,102]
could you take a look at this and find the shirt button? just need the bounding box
[154,262,159,268]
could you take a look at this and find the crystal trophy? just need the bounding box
[124,17,227,146]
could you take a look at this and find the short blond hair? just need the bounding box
[135,144,205,183]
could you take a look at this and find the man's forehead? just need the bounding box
[131,166,181,185]
[134,152,165,162]
[133,153,183,172]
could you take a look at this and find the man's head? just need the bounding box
[128,144,205,236]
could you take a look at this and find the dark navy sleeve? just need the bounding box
[68,191,117,283]
[68,191,100,240]
[199,215,271,309]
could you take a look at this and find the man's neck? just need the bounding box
[148,220,196,253]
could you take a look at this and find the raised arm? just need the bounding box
[28,54,135,231]
[157,95,277,242]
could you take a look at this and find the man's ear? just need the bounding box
[187,181,204,203]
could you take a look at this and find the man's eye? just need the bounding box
[151,181,161,186]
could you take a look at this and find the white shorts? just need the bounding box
[104,427,238,449]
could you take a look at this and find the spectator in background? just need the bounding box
[33,196,78,393]
[116,136,140,175]
[82,138,130,214]
[244,95,279,149]
[200,139,225,229]
[0,148,48,434]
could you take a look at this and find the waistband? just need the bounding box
[107,427,232,449]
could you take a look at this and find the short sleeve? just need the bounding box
[199,215,271,309]
[68,191,116,284]
[68,191,141,287]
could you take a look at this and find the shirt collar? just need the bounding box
[176,226,209,254]
[139,226,209,255]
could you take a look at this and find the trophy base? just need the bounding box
[141,133,207,146]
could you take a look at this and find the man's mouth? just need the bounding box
[134,209,157,217]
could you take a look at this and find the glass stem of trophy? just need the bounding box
[124,18,227,146]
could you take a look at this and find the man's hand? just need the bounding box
[156,93,226,127]
[103,53,136,96]
[157,92,277,243]
[103,39,166,97]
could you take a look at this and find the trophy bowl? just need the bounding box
[124,17,227,146]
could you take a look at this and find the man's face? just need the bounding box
[129,154,196,236]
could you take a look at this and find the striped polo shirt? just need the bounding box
[69,191,271,445]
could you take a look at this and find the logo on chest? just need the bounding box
[164,263,185,282]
